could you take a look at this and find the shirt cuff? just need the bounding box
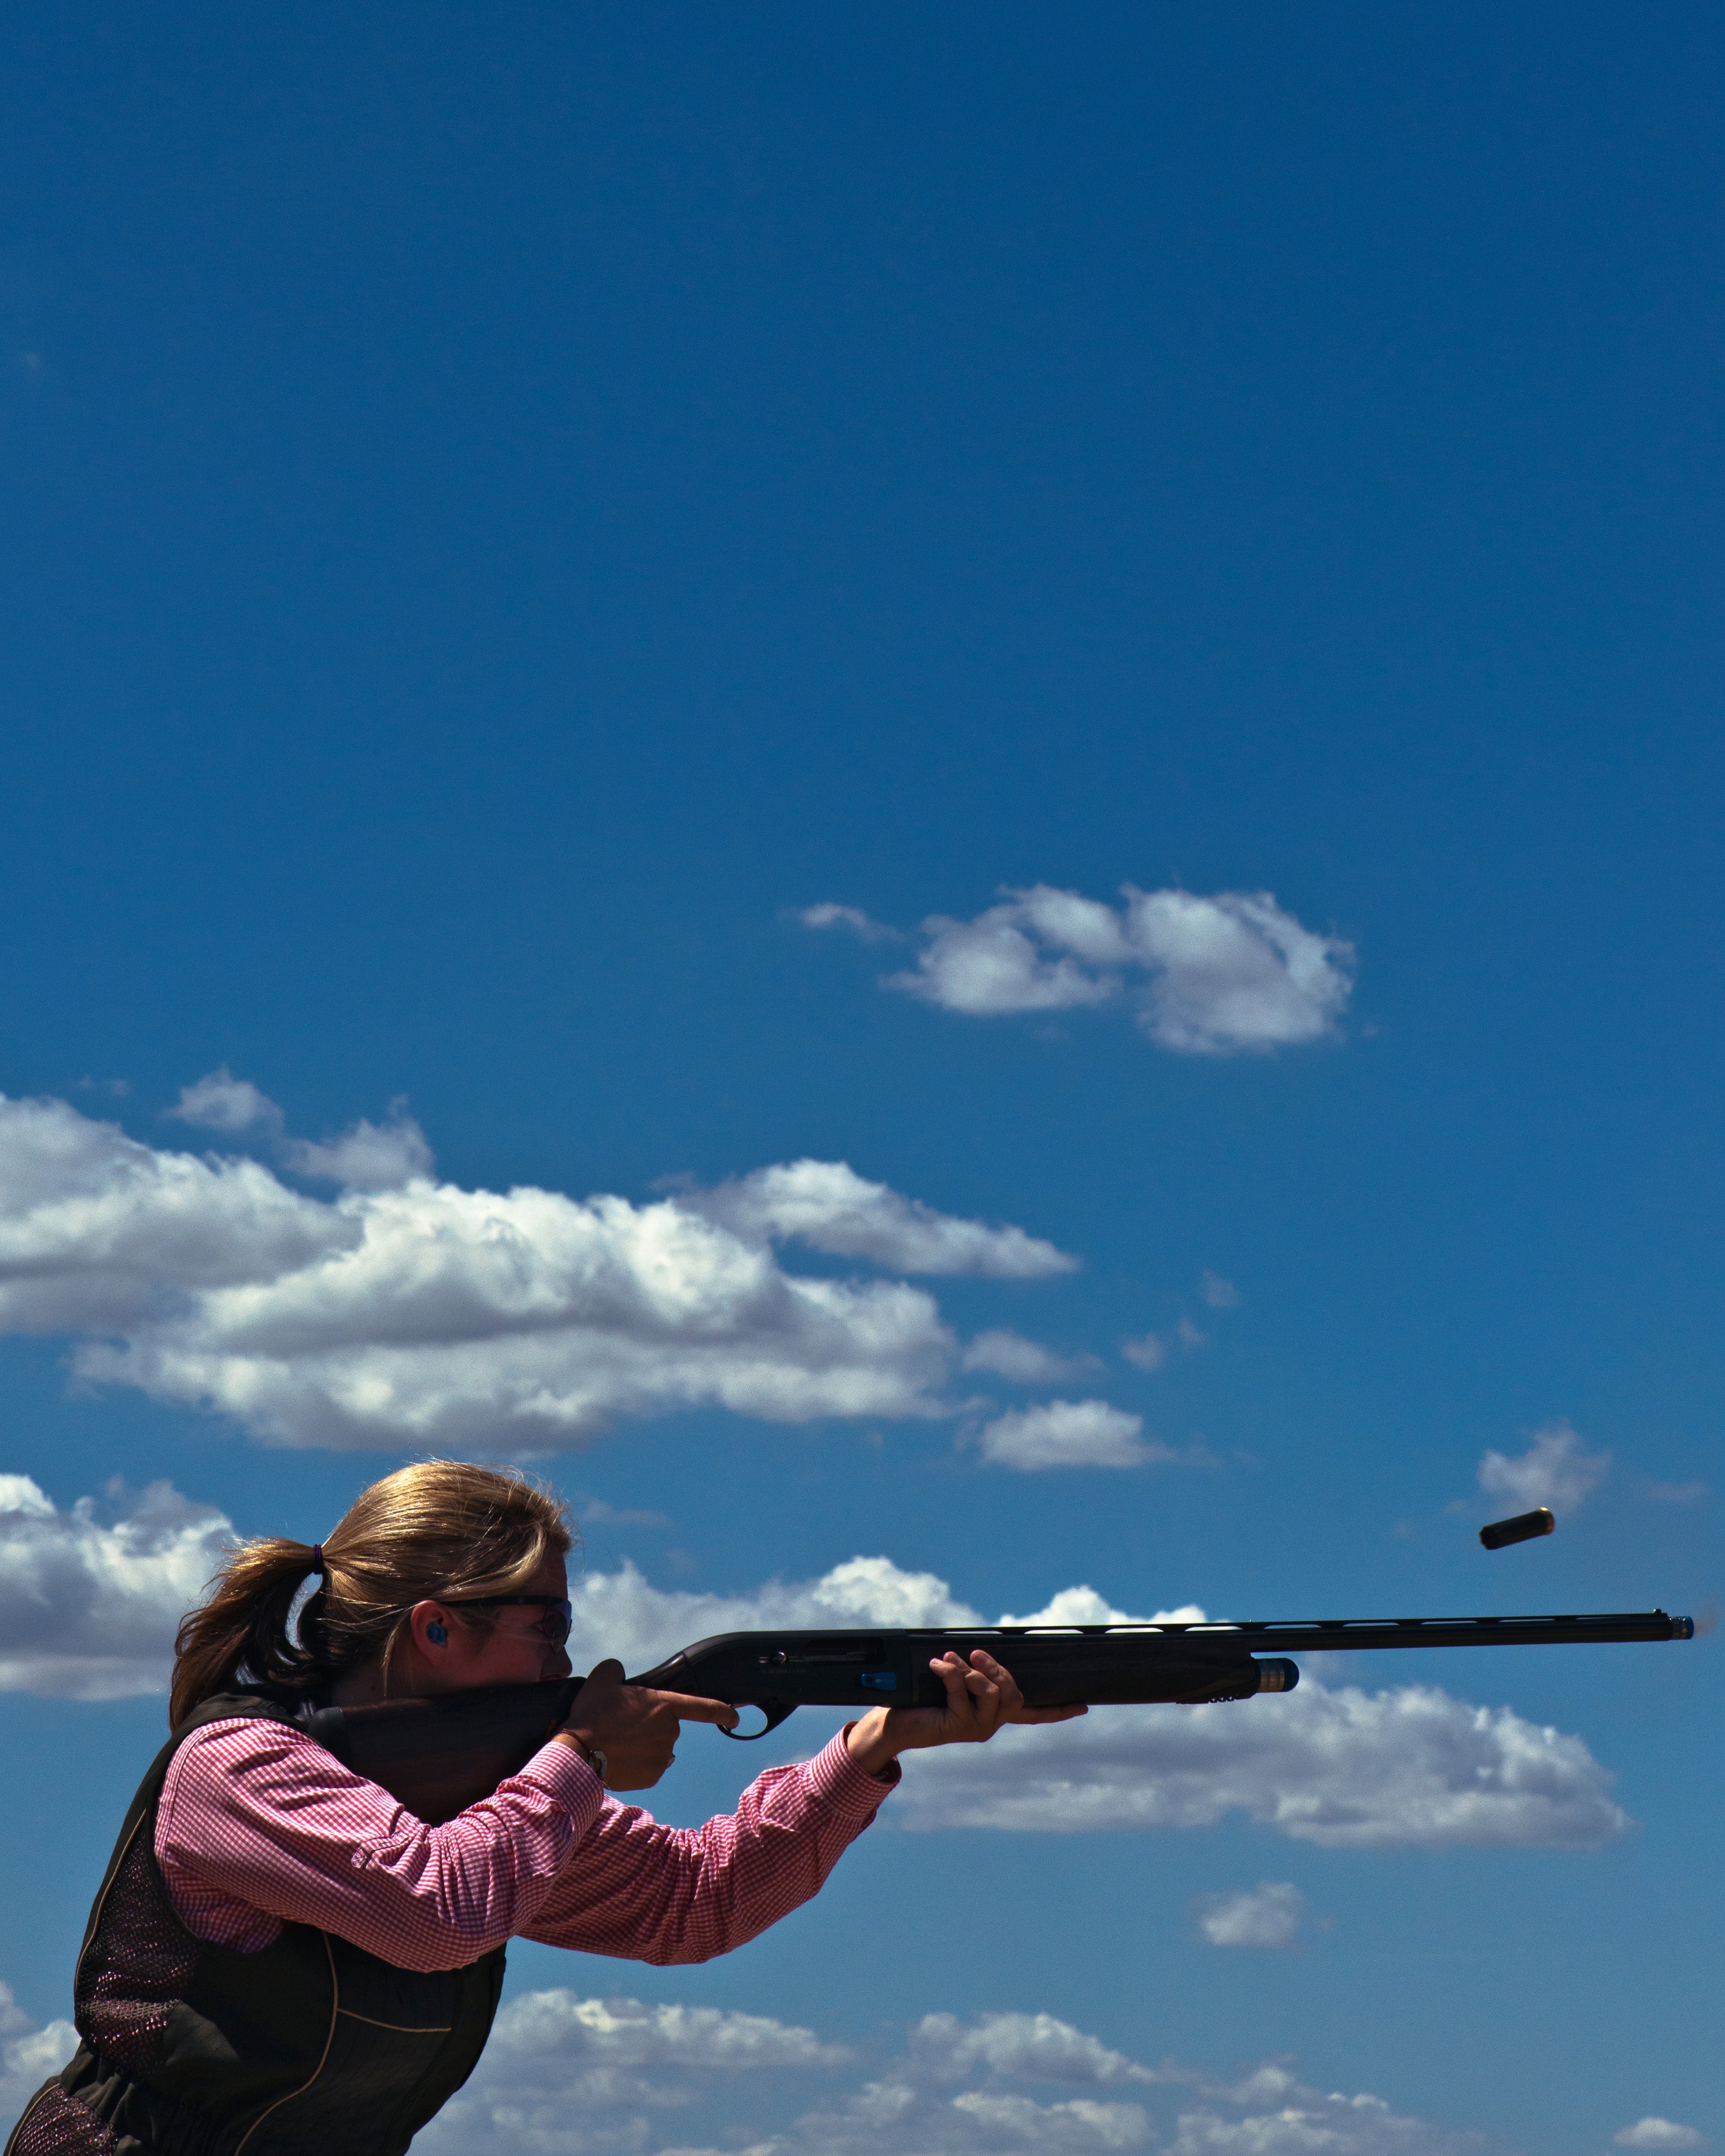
[806,1727,901,1817]
[513,1738,608,1839]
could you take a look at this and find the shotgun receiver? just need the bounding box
[294,1607,1693,1825]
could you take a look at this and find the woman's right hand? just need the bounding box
[555,1659,738,1790]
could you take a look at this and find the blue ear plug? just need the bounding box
[427,1620,447,1645]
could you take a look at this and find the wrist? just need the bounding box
[554,1730,608,1784]
[845,1708,900,1778]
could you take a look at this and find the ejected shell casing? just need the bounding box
[1479,1507,1556,1550]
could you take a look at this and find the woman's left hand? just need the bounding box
[845,1650,1086,1777]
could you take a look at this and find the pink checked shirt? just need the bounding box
[155,1719,896,1972]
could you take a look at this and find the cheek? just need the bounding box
[486,1630,552,1679]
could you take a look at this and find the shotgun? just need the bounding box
[293,1607,1694,1825]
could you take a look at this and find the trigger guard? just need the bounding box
[718,1701,798,1740]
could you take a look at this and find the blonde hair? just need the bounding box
[170,1461,573,1727]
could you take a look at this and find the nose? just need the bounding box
[542,1647,573,1681]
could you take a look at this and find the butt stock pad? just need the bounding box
[300,1678,582,1824]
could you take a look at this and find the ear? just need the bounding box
[409,1599,453,1656]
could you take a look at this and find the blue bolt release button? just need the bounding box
[859,1670,898,1690]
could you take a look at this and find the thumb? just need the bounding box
[585,1659,626,1683]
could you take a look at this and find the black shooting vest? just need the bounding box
[5,1693,506,2156]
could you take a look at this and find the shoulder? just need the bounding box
[162,1714,349,1812]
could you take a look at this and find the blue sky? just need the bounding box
[0,7,1719,2153]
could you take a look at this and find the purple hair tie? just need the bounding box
[309,1543,327,1578]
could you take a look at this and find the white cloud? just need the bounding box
[1125,888,1354,1055]
[279,1101,435,1190]
[1121,1332,1167,1372]
[681,1159,1076,1278]
[569,1554,984,1675]
[0,1094,1088,1451]
[885,896,1126,1018]
[1192,1881,1305,1948]
[166,1067,285,1136]
[1615,2124,1706,2150]
[795,902,902,944]
[1199,1271,1239,1309]
[1166,2071,1479,2156]
[2,1968,1499,2156]
[753,2015,1473,2156]
[0,1093,340,1335]
[418,1991,849,2156]
[0,1476,234,1699]
[890,1672,1628,1848]
[1479,1421,1610,1515]
[908,2011,1156,2087]
[978,1400,1158,1470]
[951,2090,1152,2147]
[561,1561,1626,1857]
[0,1981,75,2124]
[164,1071,432,1191]
[568,1555,1208,1674]
[818,883,1353,1054]
[487,1990,851,2070]
[1646,1480,1707,1505]
[961,1330,1101,1384]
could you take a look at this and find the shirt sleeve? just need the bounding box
[519,1728,899,1964]
[156,1718,606,1972]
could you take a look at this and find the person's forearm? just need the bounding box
[524,1732,894,1961]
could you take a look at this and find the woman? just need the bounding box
[9,1462,1077,2156]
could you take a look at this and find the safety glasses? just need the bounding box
[452,1594,574,1646]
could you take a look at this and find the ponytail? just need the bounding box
[170,1462,573,1727]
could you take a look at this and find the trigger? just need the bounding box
[718,1702,798,1740]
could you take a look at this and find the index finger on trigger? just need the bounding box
[653,1690,739,1729]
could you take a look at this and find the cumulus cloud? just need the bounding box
[1615,2123,1705,2149]
[166,1067,285,1136]
[373,1990,850,2156]
[1163,2061,1481,2156]
[908,2012,1156,2087]
[804,883,1354,1054]
[0,1981,75,2124]
[0,1093,1088,1451]
[978,1400,1157,1470]
[680,1159,1076,1278]
[891,1672,1628,1848]
[1121,1332,1167,1372]
[563,1559,1624,1855]
[279,1102,435,1191]
[1199,1270,1239,1309]
[0,1476,233,1699]
[1191,1881,1305,1948]
[164,1070,433,1191]
[961,1330,1101,1385]
[566,1551,1201,1676]
[1479,1421,1610,1516]
[689,2011,1475,2156]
